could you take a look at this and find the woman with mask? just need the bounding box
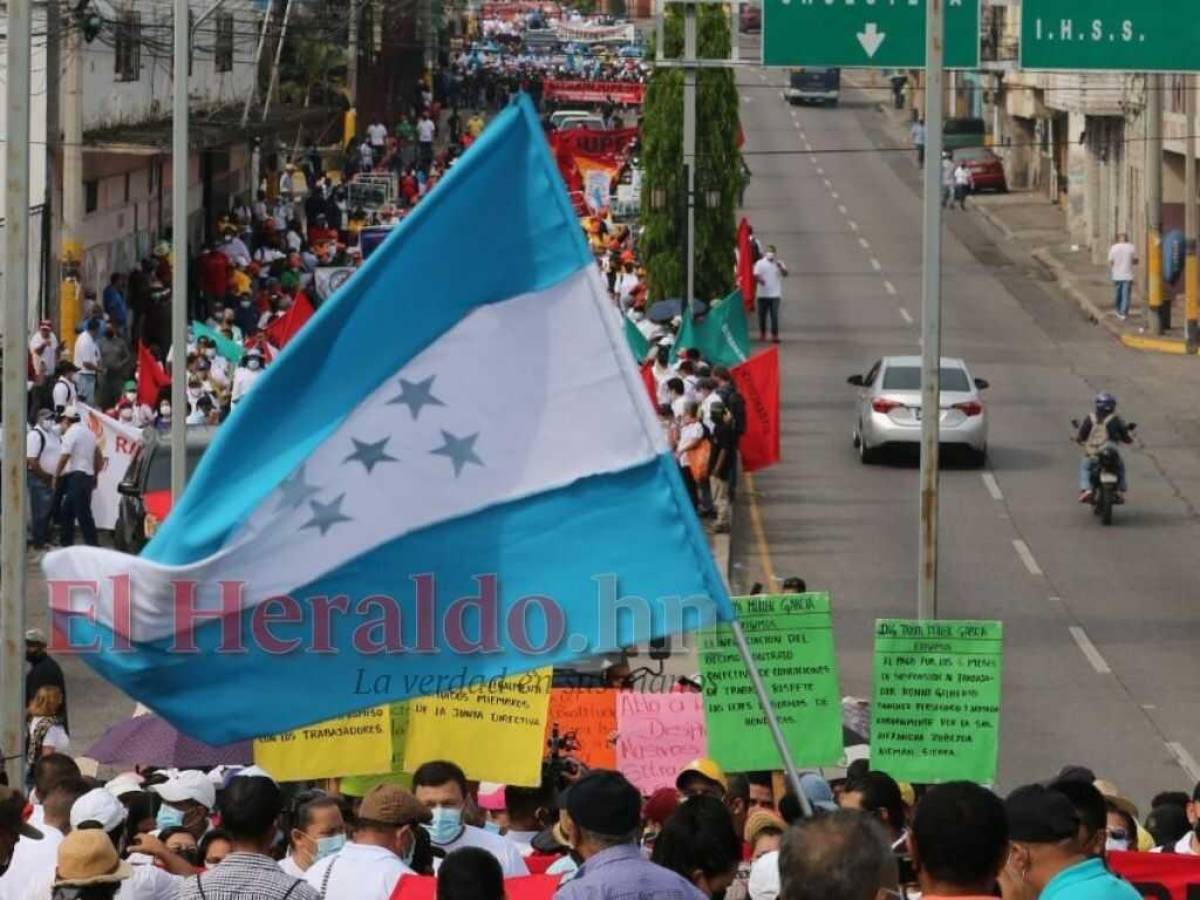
[1104,802,1137,855]
[650,795,741,899]
[154,401,172,433]
[279,790,346,877]
[231,349,265,406]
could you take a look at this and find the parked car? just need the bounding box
[784,68,840,106]
[113,427,216,553]
[943,117,986,151]
[952,146,1008,193]
[847,356,989,465]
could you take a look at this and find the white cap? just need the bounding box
[61,405,80,420]
[231,765,276,784]
[71,788,128,832]
[152,770,216,809]
[104,773,144,799]
[748,850,780,900]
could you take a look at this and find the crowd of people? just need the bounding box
[5,706,1199,900]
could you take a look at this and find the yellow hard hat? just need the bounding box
[676,757,727,792]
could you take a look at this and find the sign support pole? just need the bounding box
[917,0,944,620]
[683,1,697,308]
[1185,74,1198,352]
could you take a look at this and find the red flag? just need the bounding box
[136,343,170,408]
[639,362,658,410]
[737,218,757,312]
[730,347,780,473]
[263,293,314,350]
[1108,849,1200,899]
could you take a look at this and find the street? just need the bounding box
[732,64,1200,806]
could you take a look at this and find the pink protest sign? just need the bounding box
[615,692,707,794]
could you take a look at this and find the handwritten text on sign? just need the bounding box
[616,691,705,794]
[700,594,842,771]
[871,619,1003,784]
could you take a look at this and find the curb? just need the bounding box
[974,202,1018,242]
[1120,334,1189,354]
[1029,248,1119,335]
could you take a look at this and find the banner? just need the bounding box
[543,80,645,105]
[402,669,552,787]
[700,594,842,771]
[550,127,639,161]
[254,706,394,781]
[675,291,751,368]
[616,691,706,794]
[1109,850,1200,900]
[313,267,357,303]
[871,619,1003,784]
[545,688,618,769]
[552,20,636,42]
[730,348,780,473]
[737,219,757,312]
[79,405,143,530]
[191,320,244,364]
[579,160,616,212]
[393,874,561,900]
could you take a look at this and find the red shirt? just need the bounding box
[199,250,230,298]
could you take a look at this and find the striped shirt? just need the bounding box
[176,852,320,900]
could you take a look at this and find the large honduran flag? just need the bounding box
[43,97,733,745]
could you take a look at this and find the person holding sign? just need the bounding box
[1002,784,1141,900]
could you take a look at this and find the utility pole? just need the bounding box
[347,0,360,148]
[60,0,84,348]
[682,1,696,306]
[3,0,33,790]
[1146,73,1165,335]
[261,0,294,123]
[172,0,189,501]
[917,0,945,621]
[241,0,274,127]
[44,0,61,322]
[1185,74,1198,352]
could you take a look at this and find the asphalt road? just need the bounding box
[730,63,1200,809]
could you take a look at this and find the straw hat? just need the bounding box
[54,830,132,887]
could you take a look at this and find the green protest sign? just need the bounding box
[871,619,1003,784]
[699,593,842,772]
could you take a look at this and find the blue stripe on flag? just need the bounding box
[146,96,592,566]
[63,454,732,743]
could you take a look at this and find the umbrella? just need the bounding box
[85,713,253,769]
[647,298,683,323]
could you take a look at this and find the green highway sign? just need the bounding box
[762,0,980,69]
[1020,0,1200,72]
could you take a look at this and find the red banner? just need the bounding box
[550,126,638,160]
[263,293,315,351]
[731,347,780,473]
[393,874,560,900]
[1109,850,1200,899]
[543,79,645,105]
[737,218,757,313]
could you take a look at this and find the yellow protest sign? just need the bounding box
[338,703,412,797]
[402,669,552,787]
[254,706,393,782]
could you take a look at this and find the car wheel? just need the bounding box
[970,446,988,468]
[997,183,1009,194]
[858,431,880,465]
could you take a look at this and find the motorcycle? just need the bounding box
[1072,419,1136,526]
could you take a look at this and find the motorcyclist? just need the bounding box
[1075,392,1134,503]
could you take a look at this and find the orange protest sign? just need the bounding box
[544,688,618,770]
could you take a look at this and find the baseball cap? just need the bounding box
[152,770,216,809]
[676,758,727,792]
[566,770,641,836]
[24,628,47,644]
[477,782,506,812]
[799,772,838,813]
[103,773,144,800]
[71,788,128,832]
[1006,784,1081,843]
[60,406,80,421]
[0,787,42,840]
[357,784,430,826]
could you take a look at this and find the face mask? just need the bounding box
[313,833,346,862]
[1106,837,1130,852]
[247,358,261,370]
[160,404,172,418]
[204,348,216,359]
[483,819,502,835]
[51,424,62,436]
[124,391,137,403]
[156,804,185,830]
[423,806,462,845]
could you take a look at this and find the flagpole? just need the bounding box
[728,619,814,818]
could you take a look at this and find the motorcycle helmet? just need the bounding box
[1095,392,1117,416]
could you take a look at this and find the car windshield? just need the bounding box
[954,147,993,162]
[881,366,971,392]
[144,446,208,493]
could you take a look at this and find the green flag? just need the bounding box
[191,320,244,364]
[623,315,650,362]
[675,290,751,367]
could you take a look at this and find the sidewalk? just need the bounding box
[865,88,1194,356]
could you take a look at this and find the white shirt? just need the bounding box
[231,365,263,404]
[942,158,956,187]
[26,425,61,475]
[753,257,784,298]
[0,822,62,900]
[676,420,705,466]
[1109,241,1137,281]
[954,165,971,187]
[433,825,529,877]
[417,118,436,142]
[279,855,305,878]
[28,331,58,377]
[1153,833,1198,855]
[699,391,720,430]
[368,122,388,146]
[60,421,98,476]
[27,716,69,754]
[616,271,640,302]
[73,330,101,371]
[304,841,412,900]
[52,378,76,411]
[504,829,538,858]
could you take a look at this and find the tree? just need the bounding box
[640,6,742,302]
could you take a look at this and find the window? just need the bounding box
[85,180,98,214]
[215,13,234,73]
[114,10,141,82]
[881,366,972,392]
